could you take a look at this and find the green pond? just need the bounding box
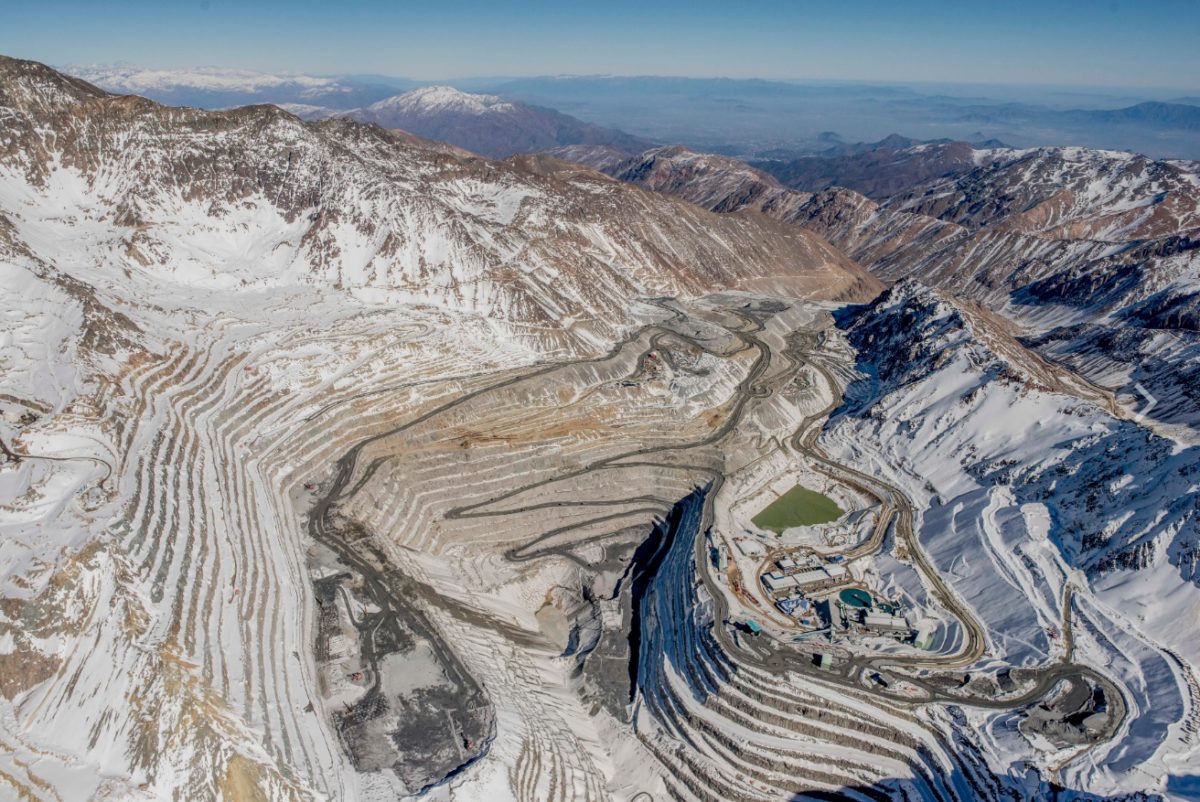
[839,588,873,608]
[751,484,843,534]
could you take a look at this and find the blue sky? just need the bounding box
[2,0,1197,89]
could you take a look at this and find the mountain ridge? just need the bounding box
[0,54,877,347]
[283,85,656,159]
[554,139,1200,438]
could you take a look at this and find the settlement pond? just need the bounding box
[752,484,843,534]
[838,586,897,614]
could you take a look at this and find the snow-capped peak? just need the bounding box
[371,85,517,116]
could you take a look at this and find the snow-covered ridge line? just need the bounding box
[566,139,1200,439]
[0,54,877,350]
[822,280,1200,796]
[63,64,341,93]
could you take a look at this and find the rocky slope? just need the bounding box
[834,282,1200,580]
[0,56,878,350]
[557,141,1200,439]
[822,282,1200,796]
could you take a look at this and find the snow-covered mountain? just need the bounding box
[559,141,1200,439]
[0,53,886,801]
[291,85,655,159]
[821,282,1200,795]
[833,281,1200,580]
[63,65,654,159]
[368,85,518,117]
[5,51,1200,802]
[0,56,876,349]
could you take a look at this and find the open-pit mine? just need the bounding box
[3,55,1198,802]
[293,294,1126,800]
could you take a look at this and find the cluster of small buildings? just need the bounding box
[756,552,941,652]
[760,555,847,631]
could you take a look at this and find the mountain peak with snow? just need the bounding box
[374,85,516,116]
[338,85,654,158]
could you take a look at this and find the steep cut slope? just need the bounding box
[822,282,1200,796]
[833,282,1199,580]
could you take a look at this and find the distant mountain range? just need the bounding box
[62,65,1200,159]
[63,63,412,110]
[1055,100,1200,129]
[949,99,1200,135]
[481,75,1200,159]
[748,135,997,199]
[61,66,654,159]
[285,86,655,159]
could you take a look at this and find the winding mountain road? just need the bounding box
[307,294,1124,782]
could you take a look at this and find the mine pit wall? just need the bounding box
[625,486,1007,802]
[631,484,733,726]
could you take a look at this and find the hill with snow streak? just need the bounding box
[559,142,1200,439]
[0,56,875,352]
[822,282,1200,797]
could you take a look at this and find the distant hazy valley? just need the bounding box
[67,64,1200,161]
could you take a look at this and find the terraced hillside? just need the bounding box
[2,55,1198,802]
[0,56,871,800]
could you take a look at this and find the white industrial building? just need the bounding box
[762,563,849,595]
[912,618,938,649]
[762,572,798,592]
[863,612,910,635]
